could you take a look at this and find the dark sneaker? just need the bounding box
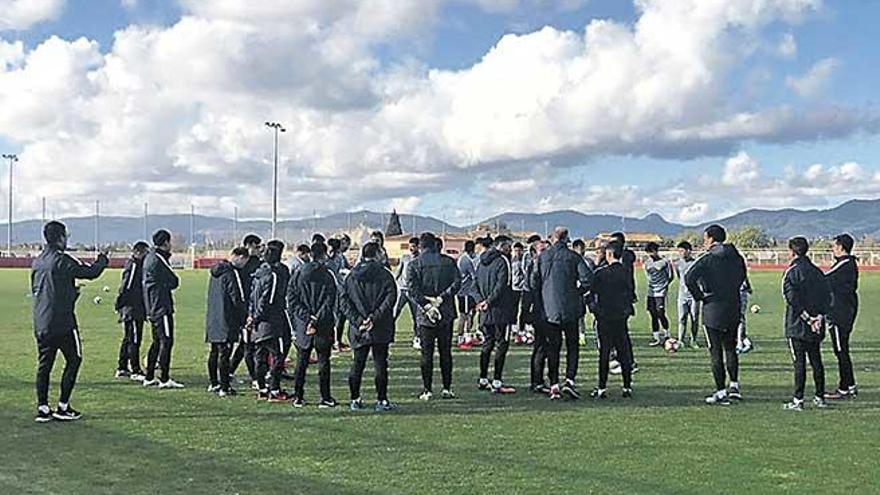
[374,400,398,412]
[268,390,291,403]
[291,396,305,408]
[813,396,829,409]
[622,388,633,398]
[115,369,130,379]
[441,389,456,400]
[349,398,365,411]
[728,386,742,401]
[35,409,53,423]
[848,385,859,398]
[648,339,663,347]
[530,383,551,395]
[477,380,490,391]
[824,389,850,400]
[783,398,804,411]
[589,388,607,399]
[631,362,640,374]
[52,407,82,421]
[562,381,581,400]
[256,389,270,401]
[319,397,338,408]
[217,388,237,398]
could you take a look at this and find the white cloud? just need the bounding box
[722,151,761,185]
[0,0,64,31]
[777,32,797,58]
[1,0,873,222]
[786,57,838,97]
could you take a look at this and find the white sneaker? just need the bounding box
[143,378,160,387]
[419,390,433,401]
[207,384,220,393]
[412,338,421,350]
[158,379,185,389]
[705,391,730,405]
[130,373,145,382]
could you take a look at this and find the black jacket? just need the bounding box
[115,256,145,322]
[242,255,262,299]
[340,260,397,349]
[590,261,633,321]
[684,243,747,330]
[31,247,108,339]
[825,254,858,327]
[623,248,637,304]
[407,248,462,327]
[249,261,291,343]
[530,241,592,324]
[475,248,516,326]
[286,260,337,349]
[205,261,247,343]
[143,247,179,321]
[784,256,831,342]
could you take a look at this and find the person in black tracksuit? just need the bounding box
[824,233,859,399]
[249,240,291,402]
[205,247,249,396]
[684,225,747,405]
[408,233,462,399]
[782,237,832,410]
[114,241,148,379]
[31,221,108,422]
[525,238,550,393]
[609,232,639,372]
[229,234,263,385]
[341,242,399,411]
[475,236,517,394]
[143,230,183,388]
[287,242,338,408]
[588,241,635,398]
[530,228,592,400]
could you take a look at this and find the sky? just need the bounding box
[1,0,879,226]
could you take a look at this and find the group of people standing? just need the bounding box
[30,219,860,422]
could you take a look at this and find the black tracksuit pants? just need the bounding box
[789,337,825,400]
[207,342,233,391]
[349,343,390,401]
[828,321,856,390]
[705,324,739,391]
[145,315,174,382]
[255,337,284,392]
[480,324,511,382]
[419,322,454,392]
[558,319,580,382]
[519,291,534,333]
[294,338,333,400]
[117,318,144,373]
[36,329,83,407]
[229,332,257,381]
[530,320,548,387]
[647,296,670,335]
[597,318,633,389]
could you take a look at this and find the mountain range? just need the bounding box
[4,198,879,246]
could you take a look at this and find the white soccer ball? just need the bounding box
[750,304,761,314]
[93,296,103,305]
[102,285,110,292]
[664,338,680,353]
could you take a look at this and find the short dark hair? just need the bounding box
[327,238,341,251]
[789,236,809,257]
[676,241,692,251]
[526,234,542,244]
[494,235,512,247]
[704,224,726,243]
[607,240,623,260]
[133,241,149,252]
[370,230,384,239]
[242,234,262,247]
[833,233,854,253]
[43,221,66,244]
[409,237,420,246]
[311,233,326,244]
[265,240,285,263]
[362,241,379,259]
[478,236,493,249]
[310,241,327,259]
[152,229,171,246]
[419,233,436,250]
[572,239,585,250]
[296,244,311,255]
[610,231,626,244]
[464,240,475,253]
[513,242,524,249]
[231,247,249,257]
[645,242,660,253]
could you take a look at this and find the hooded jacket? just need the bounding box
[205,260,247,343]
[143,247,179,321]
[249,261,291,343]
[475,248,516,326]
[589,261,634,321]
[784,255,831,342]
[407,248,462,328]
[31,247,108,339]
[456,252,479,299]
[115,256,146,322]
[241,254,262,297]
[286,260,337,349]
[684,243,747,330]
[530,241,592,324]
[340,259,397,349]
[825,254,858,327]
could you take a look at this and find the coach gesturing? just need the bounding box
[685,225,747,405]
[530,227,592,400]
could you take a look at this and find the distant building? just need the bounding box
[596,232,663,248]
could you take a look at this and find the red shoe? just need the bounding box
[491,384,516,394]
[457,342,472,351]
[268,390,291,402]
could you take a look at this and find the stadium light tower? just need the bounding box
[2,153,18,255]
[264,121,285,239]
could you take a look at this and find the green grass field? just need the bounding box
[0,268,878,494]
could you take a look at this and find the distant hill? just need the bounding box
[4,198,880,246]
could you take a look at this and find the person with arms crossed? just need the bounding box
[143,229,184,390]
[114,241,148,381]
[824,233,859,400]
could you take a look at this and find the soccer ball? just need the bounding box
[750,304,761,314]
[664,338,681,353]
[102,285,110,292]
[93,296,102,305]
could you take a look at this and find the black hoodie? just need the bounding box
[825,254,858,327]
[143,247,179,321]
[784,255,831,342]
[286,260,337,350]
[116,256,145,322]
[249,261,291,343]
[340,259,397,349]
[407,247,462,328]
[684,243,747,329]
[205,260,247,343]
[475,247,515,326]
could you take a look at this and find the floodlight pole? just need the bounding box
[264,121,286,239]
[2,154,18,255]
